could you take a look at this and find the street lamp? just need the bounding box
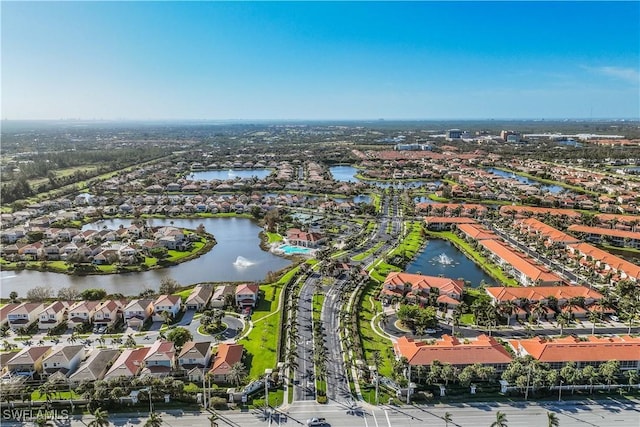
[265,368,273,408]
[558,380,563,402]
[139,387,152,414]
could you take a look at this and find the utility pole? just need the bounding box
[558,380,563,402]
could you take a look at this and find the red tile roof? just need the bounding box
[384,272,463,297]
[479,239,562,284]
[210,343,244,376]
[568,243,640,280]
[568,225,640,240]
[395,335,513,366]
[485,286,603,303]
[510,335,640,363]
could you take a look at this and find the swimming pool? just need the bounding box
[278,244,313,255]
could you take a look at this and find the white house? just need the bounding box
[124,299,154,330]
[42,345,85,377]
[38,301,70,330]
[152,295,181,322]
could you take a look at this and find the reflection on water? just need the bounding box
[0,218,290,298]
[406,239,495,287]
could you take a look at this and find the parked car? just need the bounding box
[306,418,326,426]
[610,315,620,322]
[425,328,437,334]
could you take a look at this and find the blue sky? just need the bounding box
[2,1,639,120]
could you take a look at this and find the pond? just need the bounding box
[329,166,440,189]
[188,169,272,181]
[406,239,495,287]
[0,218,291,298]
[487,168,564,194]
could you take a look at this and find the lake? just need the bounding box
[0,218,291,298]
[488,168,564,194]
[188,169,272,181]
[406,239,495,287]
[329,165,440,189]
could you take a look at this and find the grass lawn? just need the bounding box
[167,241,206,262]
[460,313,475,325]
[31,390,81,401]
[388,221,424,259]
[428,193,449,202]
[144,256,158,267]
[250,388,285,409]
[173,287,194,300]
[357,282,394,377]
[369,261,401,283]
[252,283,281,322]
[95,264,117,273]
[266,232,283,243]
[352,241,385,261]
[239,313,280,380]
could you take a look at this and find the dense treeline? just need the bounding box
[1,147,172,204]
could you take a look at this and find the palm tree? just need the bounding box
[87,408,110,427]
[228,362,247,386]
[144,411,163,427]
[490,411,508,427]
[208,413,219,427]
[547,411,560,427]
[587,310,600,335]
[556,312,571,336]
[443,411,452,427]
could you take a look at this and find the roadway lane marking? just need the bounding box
[371,410,380,427]
[384,410,392,427]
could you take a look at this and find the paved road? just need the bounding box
[321,281,352,404]
[6,400,639,427]
[293,274,318,402]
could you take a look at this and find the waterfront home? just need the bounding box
[423,216,477,231]
[38,301,70,330]
[210,285,233,309]
[235,284,260,309]
[6,346,52,377]
[178,341,212,382]
[209,343,244,383]
[67,300,101,328]
[69,348,121,384]
[104,347,150,380]
[185,285,214,311]
[286,228,325,248]
[152,294,182,322]
[124,299,154,330]
[510,335,640,371]
[394,335,512,373]
[141,340,176,377]
[93,300,125,327]
[42,345,85,378]
[0,303,21,326]
[7,302,45,330]
[381,272,463,307]
[479,239,563,286]
[568,225,640,249]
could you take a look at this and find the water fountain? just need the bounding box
[233,256,254,268]
[434,253,454,266]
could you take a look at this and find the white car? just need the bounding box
[425,328,437,334]
[610,315,620,322]
[306,417,326,426]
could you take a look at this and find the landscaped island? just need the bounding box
[0,221,216,275]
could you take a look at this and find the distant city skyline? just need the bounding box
[2,1,639,120]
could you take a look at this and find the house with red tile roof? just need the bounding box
[141,340,176,377]
[235,284,259,309]
[423,216,477,231]
[568,225,640,249]
[381,272,463,307]
[479,239,562,286]
[499,205,581,220]
[394,335,512,372]
[567,242,640,283]
[104,347,150,379]
[485,286,603,306]
[209,343,244,383]
[286,228,325,248]
[456,223,498,241]
[509,335,640,371]
[516,218,580,247]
